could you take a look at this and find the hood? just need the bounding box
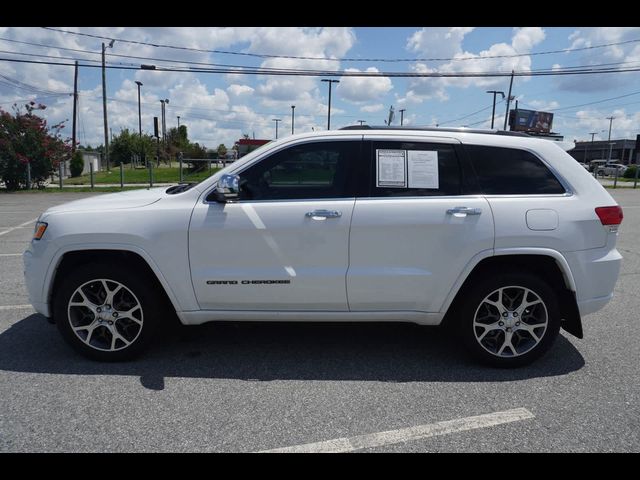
[43,187,166,215]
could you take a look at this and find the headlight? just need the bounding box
[33,221,48,240]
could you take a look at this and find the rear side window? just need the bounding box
[465,145,565,195]
[370,141,461,197]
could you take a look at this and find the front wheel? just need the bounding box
[53,262,162,361]
[457,272,561,368]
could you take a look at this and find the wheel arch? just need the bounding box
[48,247,182,324]
[442,250,583,339]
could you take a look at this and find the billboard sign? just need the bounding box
[509,109,554,134]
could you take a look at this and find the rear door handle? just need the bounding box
[446,206,482,217]
[305,209,342,219]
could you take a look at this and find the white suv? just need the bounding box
[23,127,623,367]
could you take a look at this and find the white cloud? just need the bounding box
[360,103,384,113]
[337,68,392,103]
[227,84,254,97]
[407,27,474,60]
[399,27,546,105]
[554,27,640,92]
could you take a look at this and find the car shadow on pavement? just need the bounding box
[0,314,585,390]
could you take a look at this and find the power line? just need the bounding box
[6,37,640,77]
[5,55,640,78]
[438,98,505,126]
[41,27,640,64]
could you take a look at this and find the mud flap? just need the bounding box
[559,289,583,339]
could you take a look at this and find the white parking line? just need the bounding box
[0,305,34,311]
[0,218,38,237]
[259,407,535,453]
[0,253,23,257]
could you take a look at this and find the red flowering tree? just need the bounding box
[0,102,72,191]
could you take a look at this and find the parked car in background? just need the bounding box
[578,162,589,170]
[589,159,607,173]
[598,163,627,177]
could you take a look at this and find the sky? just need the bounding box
[1,26,639,150]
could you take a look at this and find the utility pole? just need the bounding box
[357,120,366,126]
[321,79,339,130]
[272,118,281,139]
[177,115,180,129]
[503,70,515,130]
[291,105,295,135]
[102,40,114,171]
[71,61,78,154]
[486,90,504,129]
[399,108,406,126]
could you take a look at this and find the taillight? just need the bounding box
[595,206,623,225]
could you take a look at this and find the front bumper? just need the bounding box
[23,248,51,318]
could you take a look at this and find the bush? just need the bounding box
[624,165,638,179]
[70,150,84,177]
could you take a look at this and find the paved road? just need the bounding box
[0,190,639,452]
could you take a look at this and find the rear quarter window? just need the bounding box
[465,144,566,195]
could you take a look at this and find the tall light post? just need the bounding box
[399,109,406,126]
[134,81,143,166]
[321,79,339,130]
[585,131,597,164]
[606,117,615,163]
[273,118,281,139]
[291,105,295,135]
[486,90,505,129]
[177,115,180,129]
[102,39,115,171]
[357,120,366,126]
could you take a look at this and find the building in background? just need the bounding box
[569,138,637,165]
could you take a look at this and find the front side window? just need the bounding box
[465,145,566,195]
[237,141,359,201]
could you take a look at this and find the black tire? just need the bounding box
[53,262,163,361]
[457,272,561,368]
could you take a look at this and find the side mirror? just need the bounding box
[211,174,240,203]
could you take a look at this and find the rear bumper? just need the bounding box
[563,243,622,317]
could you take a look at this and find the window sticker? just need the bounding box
[376,149,407,187]
[408,150,439,189]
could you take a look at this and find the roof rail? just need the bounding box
[339,125,531,137]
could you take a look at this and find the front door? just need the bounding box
[189,138,361,311]
[347,137,494,313]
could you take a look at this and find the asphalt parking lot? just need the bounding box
[1,189,639,452]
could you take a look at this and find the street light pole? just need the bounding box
[273,118,281,139]
[357,120,366,126]
[399,108,406,126]
[606,117,615,163]
[177,115,180,129]
[291,105,295,135]
[321,79,340,130]
[135,81,143,166]
[486,90,505,129]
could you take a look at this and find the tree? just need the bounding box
[0,102,71,191]
[217,143,227,159]
[109,129,156,167]
[70,150,84,177]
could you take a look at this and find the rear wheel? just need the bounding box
[53,262,162,361]
[458,272,561,367]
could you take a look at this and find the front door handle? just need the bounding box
[446,206,482,217]
[305,209,342,219]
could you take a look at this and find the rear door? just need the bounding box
[347,136,494,313]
